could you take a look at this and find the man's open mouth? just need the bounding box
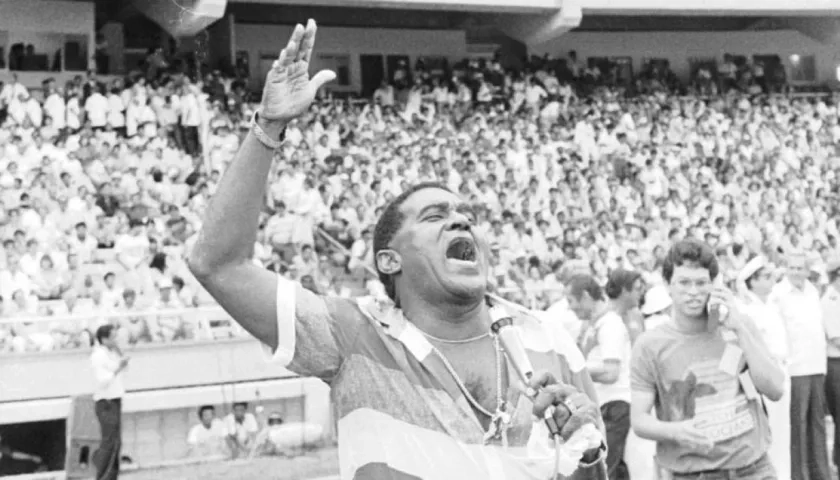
[445,237,478,263]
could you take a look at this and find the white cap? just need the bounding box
[737,256,767,286]
[641,285,672,316]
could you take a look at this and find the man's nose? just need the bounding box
[446,212,472,232]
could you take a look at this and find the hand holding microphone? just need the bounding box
[489,306,600,440]
[528,371,601,441]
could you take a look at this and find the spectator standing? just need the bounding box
[737,256,790,479]
[179,84,202,157]
[568,273,633,480]
[90,324,128,480]
[821,258,840,475]
[770,252,831,480]
[85,86,108,131]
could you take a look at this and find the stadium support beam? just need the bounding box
[493,6,582,46]
[131,0,227,37]
[782,17,840,45]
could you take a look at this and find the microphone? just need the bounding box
[489,305,562,438]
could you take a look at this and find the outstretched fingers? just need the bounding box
[283,23,305,66]
[297,19,317,64]
[272,50,287,76]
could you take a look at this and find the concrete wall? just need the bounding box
[0,0,95,79]
[530,29,840,86]
[2,337,294,404]
[234,23,467,92]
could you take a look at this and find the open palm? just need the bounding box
[261,19,336,123]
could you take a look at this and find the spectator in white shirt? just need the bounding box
[179,85,202,156]
[90,324,128,480]
[738,256,790,479]
[821,258,840,474]
[769,251,831,480]
[43,83,66,131]
[107,85,126,136]
[0,74,28,107]
[100,272,124,310]
[224,402,259,459]
[68,221,99,264]
[568,273,635,480]
[373,81,395,107]
[114,219,151,292]
[84,86,109,130]
[186,405,227,458]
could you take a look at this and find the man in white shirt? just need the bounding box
[85,86,109,130]
[223,402,259,459]
[568,273,634,480]
[179,85,202,156]
[821,258,840,474]
[186,405,227,458]
[43,83,66,131]
[739,256,790,478]
[769,252,831,480]
[114,219,150,292]
[90,324,128,480]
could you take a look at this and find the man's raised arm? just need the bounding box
[187,20,335,350]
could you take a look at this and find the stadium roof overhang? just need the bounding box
[136,0,840,45]
[228,0,560,14]
[225,0,840,46]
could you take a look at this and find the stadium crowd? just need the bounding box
[0,53,838,349]
[0,53,837,354]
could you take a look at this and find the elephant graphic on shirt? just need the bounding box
[662,371,718,420]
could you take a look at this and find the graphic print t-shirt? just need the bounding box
[630,324,771,473]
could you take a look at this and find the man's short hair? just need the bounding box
[232,401,248,409]
[198,405,215,418]
[567,274,604,302]
[95,324,115,344]
[605,269,642,300]
[662,239,719,283]
[372,182,451,304]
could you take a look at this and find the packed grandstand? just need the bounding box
[1,51,838,353]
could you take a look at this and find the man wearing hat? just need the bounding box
[640,285,672,331]
[737,255,790,479]
[821,257,840,474]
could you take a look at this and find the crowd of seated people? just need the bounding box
[0,49,838,355]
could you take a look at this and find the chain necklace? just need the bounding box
[427,333,511,445]
[421,331,490,344]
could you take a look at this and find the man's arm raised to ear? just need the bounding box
[188,20,348,381]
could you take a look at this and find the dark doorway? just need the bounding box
[360,54,384,98]
[0,419,66,475]
[386,54,411,88]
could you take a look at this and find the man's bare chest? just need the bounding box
[433,339,506,424]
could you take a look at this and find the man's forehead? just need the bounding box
[399,187,463,215]
[671,264,712,280]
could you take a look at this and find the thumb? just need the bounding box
[310,70,337,90]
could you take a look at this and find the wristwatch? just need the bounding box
[579,441,608,468]
[251,108,286,150]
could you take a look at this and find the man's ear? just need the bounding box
[375,249,402,275]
